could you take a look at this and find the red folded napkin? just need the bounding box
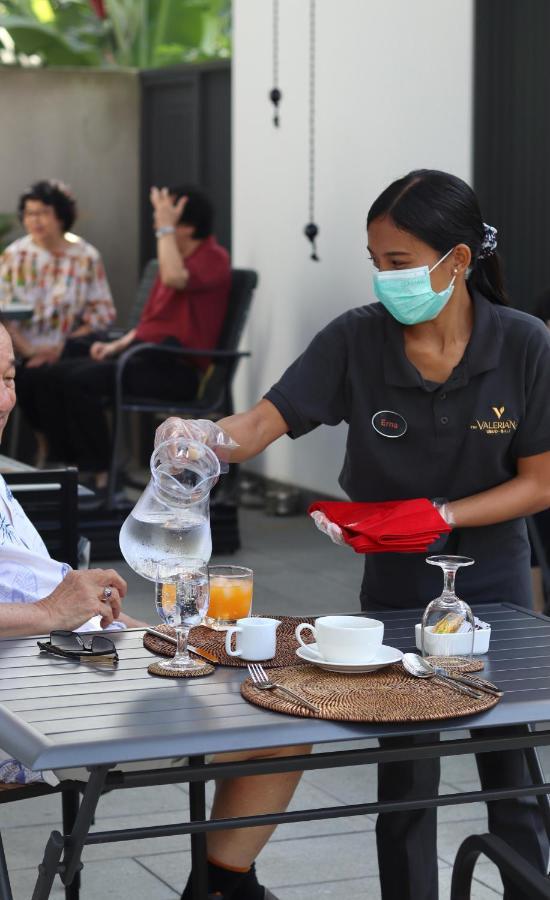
[308,499,452,554]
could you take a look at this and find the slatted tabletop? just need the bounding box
[1,603,550,772]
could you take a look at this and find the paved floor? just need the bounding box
[0,508,535,898]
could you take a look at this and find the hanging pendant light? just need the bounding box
[269,0,282,127]
[304,0,319,261]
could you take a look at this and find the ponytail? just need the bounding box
[468,252,509,307]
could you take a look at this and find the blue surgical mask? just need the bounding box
[372,248,456,325]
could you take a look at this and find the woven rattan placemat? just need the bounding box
[241,663,499,722]
[143,617,316,668]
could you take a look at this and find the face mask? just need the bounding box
[372,248,456,325]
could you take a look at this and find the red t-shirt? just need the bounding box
[134,236,231,369]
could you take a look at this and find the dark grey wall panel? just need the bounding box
[474,0,550,312]
[139,61,231,268]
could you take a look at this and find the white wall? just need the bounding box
[232,0,474,495]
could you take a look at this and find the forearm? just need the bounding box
[449,473,550,528]
[0,600,53,638]
[219,399,288,463]
[70,324,93,338]
[114,329,137,353]
[157,234,189,289]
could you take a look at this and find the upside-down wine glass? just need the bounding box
[421,555,475,663]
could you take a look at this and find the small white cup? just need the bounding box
[295,615,384,664]
[225,617,280,661]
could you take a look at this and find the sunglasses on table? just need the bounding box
[37,630,119,664]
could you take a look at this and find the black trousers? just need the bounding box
[369,604,549,900]
[16,344,200,472]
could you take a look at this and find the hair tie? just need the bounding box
[479,222,498,259]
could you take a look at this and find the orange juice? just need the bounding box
[208,577,253,622]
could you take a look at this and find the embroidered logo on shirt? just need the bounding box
[469,406,518,436]
[372,410,408,438]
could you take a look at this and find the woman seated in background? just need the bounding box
[0,178,116,463]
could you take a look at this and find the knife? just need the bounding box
[145,627,219,664]
[436,668,502,696]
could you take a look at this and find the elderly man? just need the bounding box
[0,322,304,900]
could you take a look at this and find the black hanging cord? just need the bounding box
[269,0,282,127]
[304,0,319,260]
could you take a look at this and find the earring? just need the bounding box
[453,267,459,275]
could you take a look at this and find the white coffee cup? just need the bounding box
[225,617,280,661]
[295,615,384,664]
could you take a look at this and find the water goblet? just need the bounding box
[155,558,210,673]
[421,555,475,663]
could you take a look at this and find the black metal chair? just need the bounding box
[0,781,83,900]
[451,833,550,899]
[4,468,80,569]
[106,267,257,508]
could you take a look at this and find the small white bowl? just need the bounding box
[415,623,491,656]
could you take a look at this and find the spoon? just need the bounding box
[402,653,483,700]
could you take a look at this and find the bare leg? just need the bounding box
[206,744,311,868]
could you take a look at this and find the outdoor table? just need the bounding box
[2,602,550,900]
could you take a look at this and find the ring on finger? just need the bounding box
[103,587,113,600]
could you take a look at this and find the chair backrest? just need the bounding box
[126,260,159,330]
[198,268,258,409]
[3,468,79,569]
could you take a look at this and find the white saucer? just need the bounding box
[296,643,403,673]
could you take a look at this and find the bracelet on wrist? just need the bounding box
[155,226,176,239]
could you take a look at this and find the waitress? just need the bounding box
[159,169,550,900]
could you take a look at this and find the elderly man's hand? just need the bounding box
[150,186,187,230]
[39,569,127,631]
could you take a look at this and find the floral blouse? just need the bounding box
[0,234,116,348]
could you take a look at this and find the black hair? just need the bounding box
[18,179,77,232]
[170,185,214,239]
[366,169,509,306]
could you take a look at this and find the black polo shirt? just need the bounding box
[265,291,550,610]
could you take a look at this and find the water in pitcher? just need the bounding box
[119,509,212,581]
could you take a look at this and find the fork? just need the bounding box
[247,663,320,714]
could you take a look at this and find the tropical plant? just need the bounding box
[0,0,231,68]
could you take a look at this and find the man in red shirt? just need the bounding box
[33,186,231,490]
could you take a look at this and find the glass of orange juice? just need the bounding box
[205,565,253,630]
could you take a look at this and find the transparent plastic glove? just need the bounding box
[310,510,346,546]
[432,500,456,526]
[154,418,239,473]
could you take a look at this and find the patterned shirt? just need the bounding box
[0,234,115,348]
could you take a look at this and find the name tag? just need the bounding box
[372,410,407,438]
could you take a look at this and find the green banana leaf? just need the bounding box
[0,15,102,64]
